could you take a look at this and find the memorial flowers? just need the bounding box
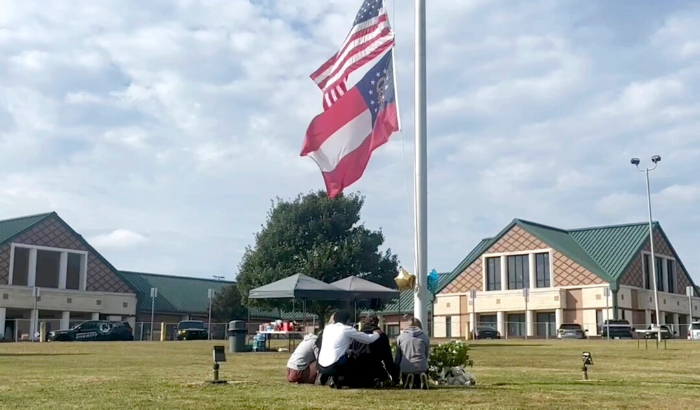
[428,340,475,385]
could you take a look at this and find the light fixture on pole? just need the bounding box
[207,289,215,341]
[631,155,662,343]
[150,287,158,341]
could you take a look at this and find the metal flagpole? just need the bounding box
[645,169,662,343]
[412,0,428,328]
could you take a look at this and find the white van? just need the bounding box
[688,322,700,340]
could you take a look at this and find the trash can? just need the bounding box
[228,320,247,353]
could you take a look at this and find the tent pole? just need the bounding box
[354,300,357,327]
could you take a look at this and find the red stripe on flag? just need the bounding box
[310,13,390,82]
[316,29,394,90]
[320,39,394,97]
[321,102,399,198]
[301,88,368,156]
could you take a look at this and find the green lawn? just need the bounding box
[1,338,699,409]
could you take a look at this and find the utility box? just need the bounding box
[228,320,247,353]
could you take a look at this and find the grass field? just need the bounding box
[1,338,699,410]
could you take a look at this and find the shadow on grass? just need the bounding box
[0,353,91,357]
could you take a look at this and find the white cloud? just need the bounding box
[88,229,148,249]
[1,0,700,281]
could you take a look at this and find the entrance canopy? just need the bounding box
[330,276,399,301]
[248,273,348,300]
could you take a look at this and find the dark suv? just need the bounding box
[47,320,134,342]
[175,320,208,340]
[599,319,634,339]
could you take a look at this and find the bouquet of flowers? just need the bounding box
[428,340,475,385]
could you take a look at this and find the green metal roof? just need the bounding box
[439,218,698,293]
[568,222,652,281]
[0,213,53,245]
[119,271,234,315]
[517,220,614,283]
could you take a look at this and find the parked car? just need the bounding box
[557,323,587,339]
[644,325,675,339]
[47,320,134,342]
[688,322,700,341]
[176,320,208,340]
[598,319,634,339]
[472,326,500,339]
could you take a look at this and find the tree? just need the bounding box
[236,190,400,326]
[211,283,248,322]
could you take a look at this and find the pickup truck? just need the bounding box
[599,319,634,338]
[688,322,700,341]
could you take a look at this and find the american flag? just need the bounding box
[310,0,395,110]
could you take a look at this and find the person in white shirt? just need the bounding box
[316,310,382,388]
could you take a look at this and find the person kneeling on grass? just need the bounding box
[350,315,400,387]
[394,318,430,389]
[316,310,382,389]
[286,333,319,384]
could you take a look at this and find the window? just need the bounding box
[667,260,675,293]
[643,254,651,290]
[507,314,526,337]
[36,250,60,288]
[486,257,501,291]
[66,253,82,290]
[446,317,452,338]
[655,257,664,292]
[77,321,98,331]
[478,314,497,328]
[536,312,556,337]
[535,253,550,288]
[10,245,87,289]
[11,247,29,286]
[507,255,529,290]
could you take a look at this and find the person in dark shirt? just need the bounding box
[351,315,400,387]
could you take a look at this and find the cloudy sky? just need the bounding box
[1,0,699,282]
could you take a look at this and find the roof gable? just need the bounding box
[119,271,234,315]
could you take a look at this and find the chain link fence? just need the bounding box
[446,320,687,340]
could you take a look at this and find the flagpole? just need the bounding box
[413,0,428,328]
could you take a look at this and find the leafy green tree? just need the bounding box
[236,190,400,326]
[211,283,248,322]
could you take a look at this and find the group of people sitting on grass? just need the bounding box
[286,310,430,389]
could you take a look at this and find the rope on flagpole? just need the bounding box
[389,0,416,271]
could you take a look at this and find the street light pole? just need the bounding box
[150,287,158,342]
[207,289,214,341]
[631,155,662,343]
